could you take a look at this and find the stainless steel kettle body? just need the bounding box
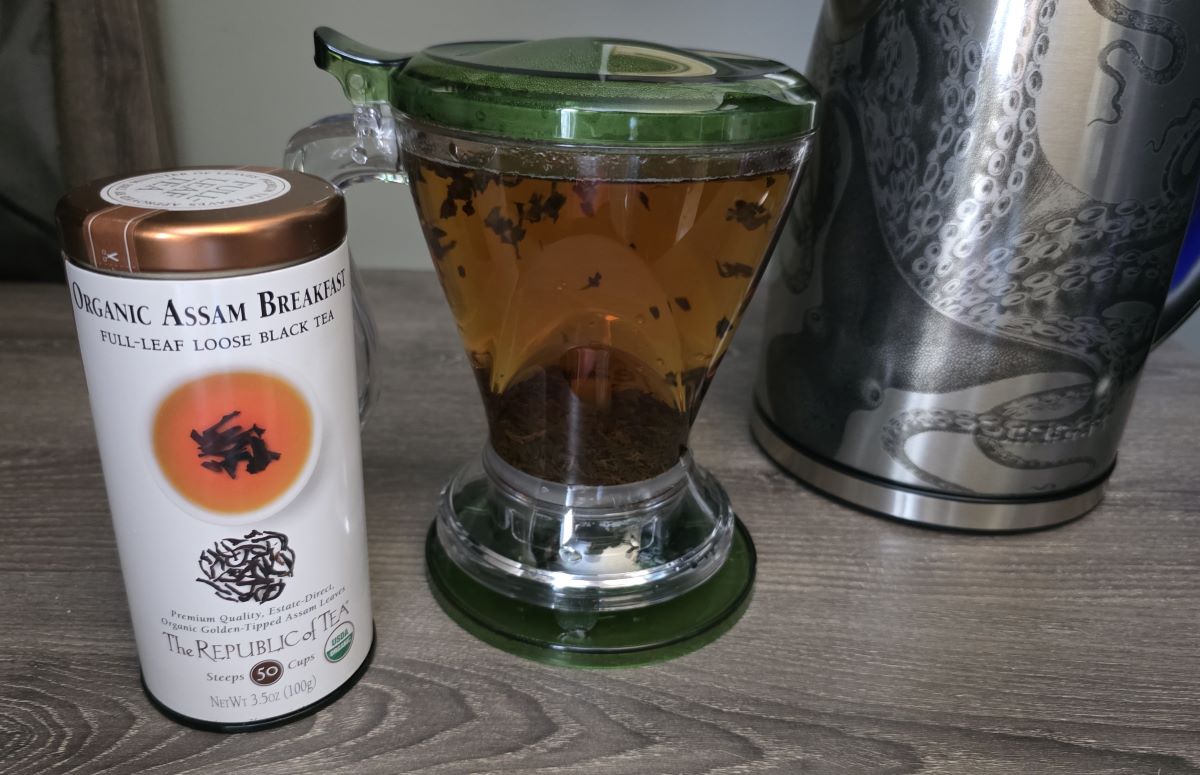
[754,0,1200,530]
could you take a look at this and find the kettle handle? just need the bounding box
[282,28,414,422]
[1155,195,1200,347]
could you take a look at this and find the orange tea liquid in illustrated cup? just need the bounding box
[152,370,318,520]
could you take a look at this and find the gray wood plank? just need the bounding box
[2,271,1199,774]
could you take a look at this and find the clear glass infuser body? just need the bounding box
[285,28,819,660]
[397,121,807,611]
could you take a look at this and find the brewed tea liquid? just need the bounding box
[407,155,792,485]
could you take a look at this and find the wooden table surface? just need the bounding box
[3,270,1199,774]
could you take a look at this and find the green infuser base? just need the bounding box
[424,517,756,668]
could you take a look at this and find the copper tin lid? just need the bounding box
[56,166,346,275]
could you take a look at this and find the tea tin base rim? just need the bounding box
[750,406,1107,533]
[139,624,376,733]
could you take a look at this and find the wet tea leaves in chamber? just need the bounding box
[406,156,792,485]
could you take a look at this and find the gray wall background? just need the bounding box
[157,0,1200,352]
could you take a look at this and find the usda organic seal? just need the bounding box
[325,622,355,662]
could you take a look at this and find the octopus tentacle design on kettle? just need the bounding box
[754,0,1200,530]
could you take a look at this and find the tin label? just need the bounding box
[99,169,292,211]
[66,243,372,725]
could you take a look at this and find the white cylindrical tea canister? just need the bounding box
[56,167,374,731]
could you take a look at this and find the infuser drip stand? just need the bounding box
[436,445,738,612]
[426,463,756,666]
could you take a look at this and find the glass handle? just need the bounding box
[283,106,405,189]
[283,27,415,423]
[284,107,403,425]
[292,26,412,190]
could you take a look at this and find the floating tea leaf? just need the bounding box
[572,180,600,216]
[421,221,457,260]
[525,185,567,223]
[716,261,754,278]
[483,206,527,254]
[726,200,770,230]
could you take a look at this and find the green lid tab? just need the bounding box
[315,28,819,147]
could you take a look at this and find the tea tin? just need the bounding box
[56,167,373,730]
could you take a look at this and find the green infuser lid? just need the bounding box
[315,28,819,146]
